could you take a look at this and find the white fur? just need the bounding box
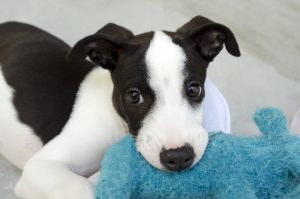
[0,65,43,169]
[136,31,208,170]
[15,68,127,199]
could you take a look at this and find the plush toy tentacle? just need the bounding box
[254,107,289,136]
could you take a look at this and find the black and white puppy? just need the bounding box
[0,16,240,199]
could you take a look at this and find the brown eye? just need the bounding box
[126,88,144,105]
[186,82,202,99]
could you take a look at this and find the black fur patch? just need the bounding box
[0,22,95,144]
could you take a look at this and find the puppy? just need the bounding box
[0,16,240,199]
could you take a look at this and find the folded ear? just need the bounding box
[176,16,240,61]
[68,23,134,71]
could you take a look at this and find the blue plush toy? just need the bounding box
[96,108,300,199]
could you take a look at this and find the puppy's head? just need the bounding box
[69,16,240,171]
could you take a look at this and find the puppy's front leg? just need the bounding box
[15,114,126,199]
[15,120,125,199]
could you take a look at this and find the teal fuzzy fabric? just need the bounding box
[96,108,300,199]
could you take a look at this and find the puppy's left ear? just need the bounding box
[176,16,240,61]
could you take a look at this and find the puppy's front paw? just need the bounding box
[15,170,95,199]
[47,176,96,199]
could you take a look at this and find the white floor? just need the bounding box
[0,0,299,198]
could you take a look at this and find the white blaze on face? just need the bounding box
[136,31,208,170]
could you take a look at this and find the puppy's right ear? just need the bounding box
[68,23,134,71]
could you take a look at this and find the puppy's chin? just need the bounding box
[135,134,165,170]
[136,129,209,171]
[190,130,209,167]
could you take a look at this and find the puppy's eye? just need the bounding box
[126,88,144,105]
[186,82,202,99]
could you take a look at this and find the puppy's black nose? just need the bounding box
[160,145,195,171]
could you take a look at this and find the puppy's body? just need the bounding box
[0,20,127,166]
[0,17,240,199]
